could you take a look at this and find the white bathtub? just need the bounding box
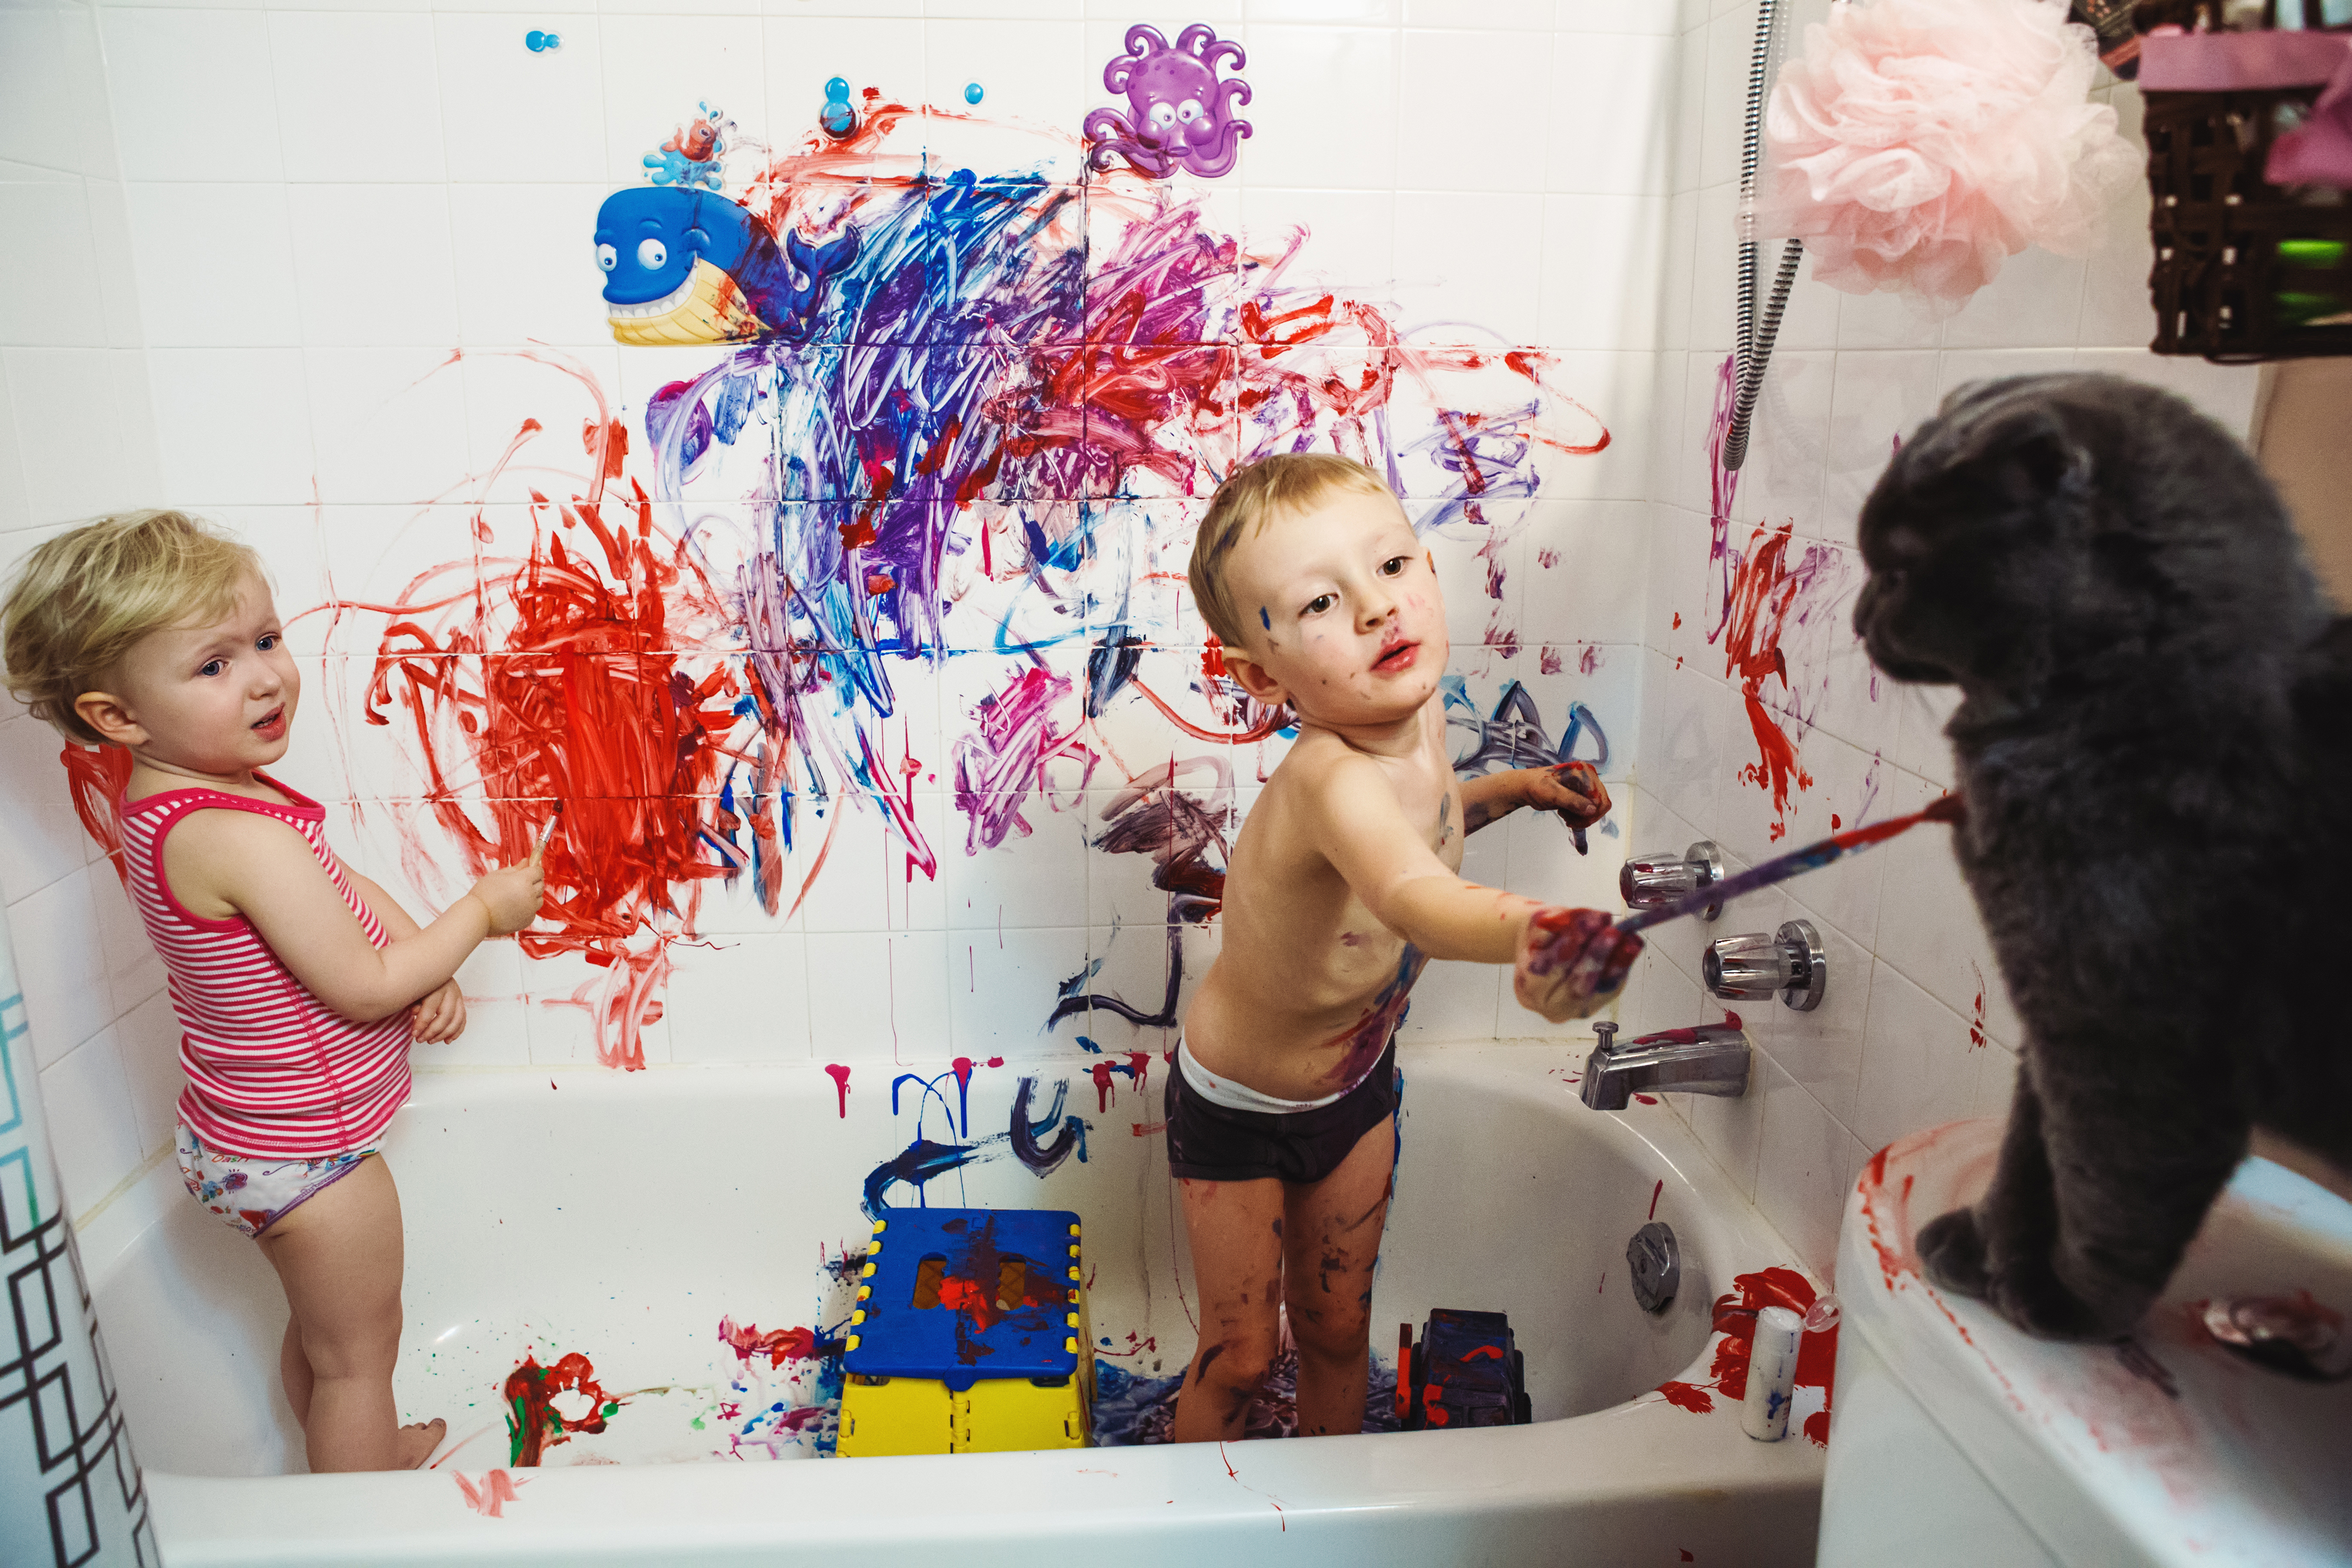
[77,1042,1826,1565]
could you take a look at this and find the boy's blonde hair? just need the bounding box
[2,510,264,746]
[1187,452,1398,650]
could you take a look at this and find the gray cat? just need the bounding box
[1853,372,2351,1340]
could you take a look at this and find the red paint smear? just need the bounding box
[58,745,135,887]
[1090,1059,1118,1112]
[1648,1178,1663,1221]
[1655,1267,1838,1445]
[453,1469,524,1517]
[1633,1093,1659,1105]
[366,396,737,1071]
[826,1063,851,1117]
[503,1352,620,1467]
[718,1315,817,1368]
[1578,643,1601,676]
[1657,1380,1714,1413]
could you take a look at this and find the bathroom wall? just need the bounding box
[1619,0,2263,1279]
[0,1,184,1231]
[1,0,1684,1222]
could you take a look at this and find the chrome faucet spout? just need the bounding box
[1579,1023,1750,1112]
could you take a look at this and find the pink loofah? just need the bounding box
[1758,0,2140,311]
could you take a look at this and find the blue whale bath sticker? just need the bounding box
[592,186,859,346]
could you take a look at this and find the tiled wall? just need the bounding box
[2,0,1685,1223]
[1616,0,2262,1280]
[0,2,184,1233]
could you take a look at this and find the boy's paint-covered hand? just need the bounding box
[1531,761,1609,829]
[1514,907,1641,1023]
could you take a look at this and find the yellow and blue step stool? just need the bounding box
[836,1206,1092,1456]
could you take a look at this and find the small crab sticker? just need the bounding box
[1083,24,1251,180]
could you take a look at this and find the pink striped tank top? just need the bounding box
[119,774,412,1158]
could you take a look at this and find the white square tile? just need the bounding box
[9,865,113,1068]
[288,186,460,348]
[303,348,472,506]
[0,11,83,176]
[0,369,29,535]
[0,716,88,905]
[1239,26,1398,192]
[0,180,104,349]
[764,15,924,148]
[1869,766,2020,1047]
[1409,0,1549,22]
[1524,349,1655,503]
[124,183,301,349]
[1240,188,1394,294]
[925,19,1088,180]
[90,864,166,1017]
[1548,31,1675,196]
[1639,646,1726,831]
[3,348,138,525]
[38,1026,143,1221]
[940,801,1091,930]
[1658,190,1698,350]
[1518,497,1647,648]
[85,182,146,350]
[1398,30,1549,192]
[520,944,673,1066]
[1668,24,1705,195]
[106,351,165,506]
[146,348,318,507]
[115,988,185,1156]
[1755,907,1867,1126]
[1753,1055,1862,1279]
[1249,0,1399,20]
[1942,243,2086,351]
[1539,194,1668,350]
[271,12,448,182]
[1734,348,1833,529]
[1557,0,1681,30]
[599,15,766,187]
[101,8,284,182]
[806,928,949,1060]
[1402,954,1503,1042]
[1821,349,1939,526]
[1885,683,1959,789]
[1850,957,1981,1154]
[435,13,609,185]
[1835,287,1944,352]
[952,923,1093,1055]
[1690,1057,1764,1198]
[447,183,616,348]
[666,930,813,1061]
[1645,357,1690,517]
[1695,1,1752,192]
[1688,179,1736,355]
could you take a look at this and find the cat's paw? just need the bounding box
[1916,1206,1990,1298]
[1990,1264,2115,1342]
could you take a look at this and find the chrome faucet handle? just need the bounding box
[1702,919,1827,1011]
[1618,840,1725,921]
[1593,1021,1618,1055]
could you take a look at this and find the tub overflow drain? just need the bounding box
[1626,1221,1679,1314]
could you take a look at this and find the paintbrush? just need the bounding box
[536,803,563,857]
[1615,794,1965,936]
[1551,761,1598,855]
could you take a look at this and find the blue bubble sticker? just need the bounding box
[821,76,856,138]
[524,28,560,52]
[964,82,984,105]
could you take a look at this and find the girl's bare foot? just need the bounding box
[395,1417,447,1470]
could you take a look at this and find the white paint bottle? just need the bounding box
[1741,1305,1803,1442]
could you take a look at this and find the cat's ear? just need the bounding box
[1923,405,2092,510]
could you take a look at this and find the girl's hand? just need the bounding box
[1525,761,1611,830]
[1514,907,1641,1022]
[411,980,468,1043]
[467,840,547,935]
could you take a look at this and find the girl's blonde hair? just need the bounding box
[2,510,263,746]
[1187,453,1398,649]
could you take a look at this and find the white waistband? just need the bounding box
[1175,1038,1361,1115]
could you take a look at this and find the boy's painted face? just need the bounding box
[97,572,299,780]
[1220,489,1448,731]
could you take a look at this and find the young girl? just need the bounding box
[1,511,544,1472]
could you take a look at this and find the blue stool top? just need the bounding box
[844,1206,1082,1392]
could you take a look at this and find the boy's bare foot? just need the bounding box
[396,1417,447,1470]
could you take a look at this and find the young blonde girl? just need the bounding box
[1,511,543,1472]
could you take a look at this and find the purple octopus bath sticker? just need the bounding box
[1084,23,1252,179]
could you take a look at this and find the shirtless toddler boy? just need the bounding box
[1170,452,1640,1442]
